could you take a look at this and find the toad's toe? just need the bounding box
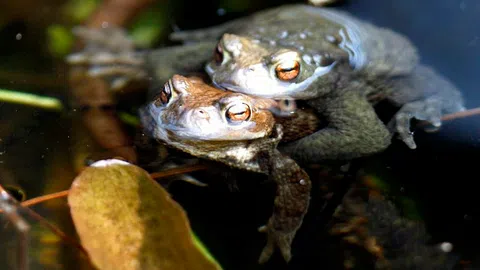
[389,97,445,149]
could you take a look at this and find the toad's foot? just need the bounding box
[388,97,445,149]
[66,26,147,90]
[258,223,296,263]
[257,149,311,263]
[387,65,465,149]
[388,94,466,149]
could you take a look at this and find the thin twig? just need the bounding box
[22,206,88,256]
[0,184,87,257]
[21,190,70,208]
[150,164,209,179]
[440,107,480,122]
[416,107,480,128]
[5,164,209,211]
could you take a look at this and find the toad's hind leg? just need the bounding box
[280,88,392,164]
[258,149,311,264]
[386,65,465,149]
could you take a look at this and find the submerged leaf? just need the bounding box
[68,159,222,270]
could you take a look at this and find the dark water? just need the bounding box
[0,0,479,269]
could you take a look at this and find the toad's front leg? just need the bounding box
[280,89,392,164]
[258,149,311,264]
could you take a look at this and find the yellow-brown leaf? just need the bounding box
[68,159,222,270]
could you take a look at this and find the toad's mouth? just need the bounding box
[210,79,227,91]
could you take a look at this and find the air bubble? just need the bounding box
[217,8,226,16]
[439,242,453,253]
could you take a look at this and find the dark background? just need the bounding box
[0,0,478,269]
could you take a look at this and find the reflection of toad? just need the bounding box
[331,183,453,270]
[68,4,464,165]
[139,75,315,263]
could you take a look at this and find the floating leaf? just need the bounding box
[68,159,222,270]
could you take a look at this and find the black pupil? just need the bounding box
[154,85,172,106]
[214,45,223,64]
[162,87,171,103]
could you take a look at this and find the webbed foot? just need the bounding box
[388,97,443,149]
[387,65,465,149]
[388,94,466,149]
[257,223,294,263]
[66,26,147,90]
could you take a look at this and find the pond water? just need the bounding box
[0,0,479,269]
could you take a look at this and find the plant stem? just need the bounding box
[0,89,64,111]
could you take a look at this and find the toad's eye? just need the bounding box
[214,43,224,65]
[275,60,300,81]
[225,103,251,124]
[277,99,296,114]
[154,81,172,107]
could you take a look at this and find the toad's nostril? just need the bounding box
[195,109,210,120]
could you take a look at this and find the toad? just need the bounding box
[140,75,316,263]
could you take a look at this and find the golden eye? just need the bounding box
[225,103,251,124]
[214,43,224,65]
[275,60,300,81]
[154,81,172,107]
